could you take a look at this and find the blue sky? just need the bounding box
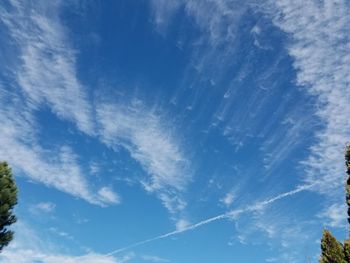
[0,0,349,262]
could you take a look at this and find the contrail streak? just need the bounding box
[105,183,316,256]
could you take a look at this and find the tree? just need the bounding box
[345,144,350,263]
[320,230,346,263]
[343,240,350,263]
[0,162,18,252]
[346,144,350,225]
[319,144,350,262]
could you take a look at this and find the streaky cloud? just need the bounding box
[105,183,315,256]
[96,101,192,215]
[0,0,119,206]
[0,0,95,135]
[268,0,350,195]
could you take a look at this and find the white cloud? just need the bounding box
[33,202,56,213]
[0,102,96,203]
[0,221,121,263]
[318,203,347,228]
[141,254,170,263]
[265,257,278,263]
[175,218,190,231]
[1,0,188,211]
[150,0,248,46]
[232,210,316,262]
[157,193,187,215]
[0,249,120,263]
[106,184,312,255]
[0,0,95,135]
[147,2,350,260]
[220,191,235,206]
[97,102,190,192]
[268,0,350,195]
[0,1,119,206]
[97,101,192,214]
[49,227,74,240]
[89,162,100,175]
[0,89,118,206]
[150,0,350,195]
[98,187,120,205]
[150,0,183,32]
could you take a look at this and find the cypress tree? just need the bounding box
[0,162,18,252]
[320,230,346,263]
[346,144,350,226]
[319,144,350,262]
[345,144,350,262]
[343,240,350,263]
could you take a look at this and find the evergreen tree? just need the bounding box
[346,144,350,226]
[345,144,350,263]
[343,240,350,263]
[319,144,350,263]
[320,230,346,263]
[0,162,18,252]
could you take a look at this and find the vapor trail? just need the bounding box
[106,183,316,256]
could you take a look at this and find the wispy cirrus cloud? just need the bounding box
[150,0,249,46]
[232,206,318,262]
[317,203,347,228]
[98,187,121,205]
[0,98,100,204]
[106,183,313,255]
[141,254,170,263]
[0,221,124,263]
[150,0,350,190]
[31,202,56,214]
[268,0,350,194]
[150,0,310,175]
[0,0,95,135]
[1,243,120,263]
[220,191,235,207]
[0,252,119,263]
[150,0,350,226]
[0,0,118,206]
[1,0,193,211]
[97,101,192,214]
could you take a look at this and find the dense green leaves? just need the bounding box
[344,240,350,263]
[320,230,346,263]
[346,144,350,224]
[0,162,18,252]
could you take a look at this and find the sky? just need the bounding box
[0,0,350,262]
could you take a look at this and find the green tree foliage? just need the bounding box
[319,144,350,263]
[320,230,346,263]
[345,144,350,263]
[0,162,18,252]
[346,144,350,225]
[343,240,350,263]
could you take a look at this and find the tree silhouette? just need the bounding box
[0,162,18,252]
